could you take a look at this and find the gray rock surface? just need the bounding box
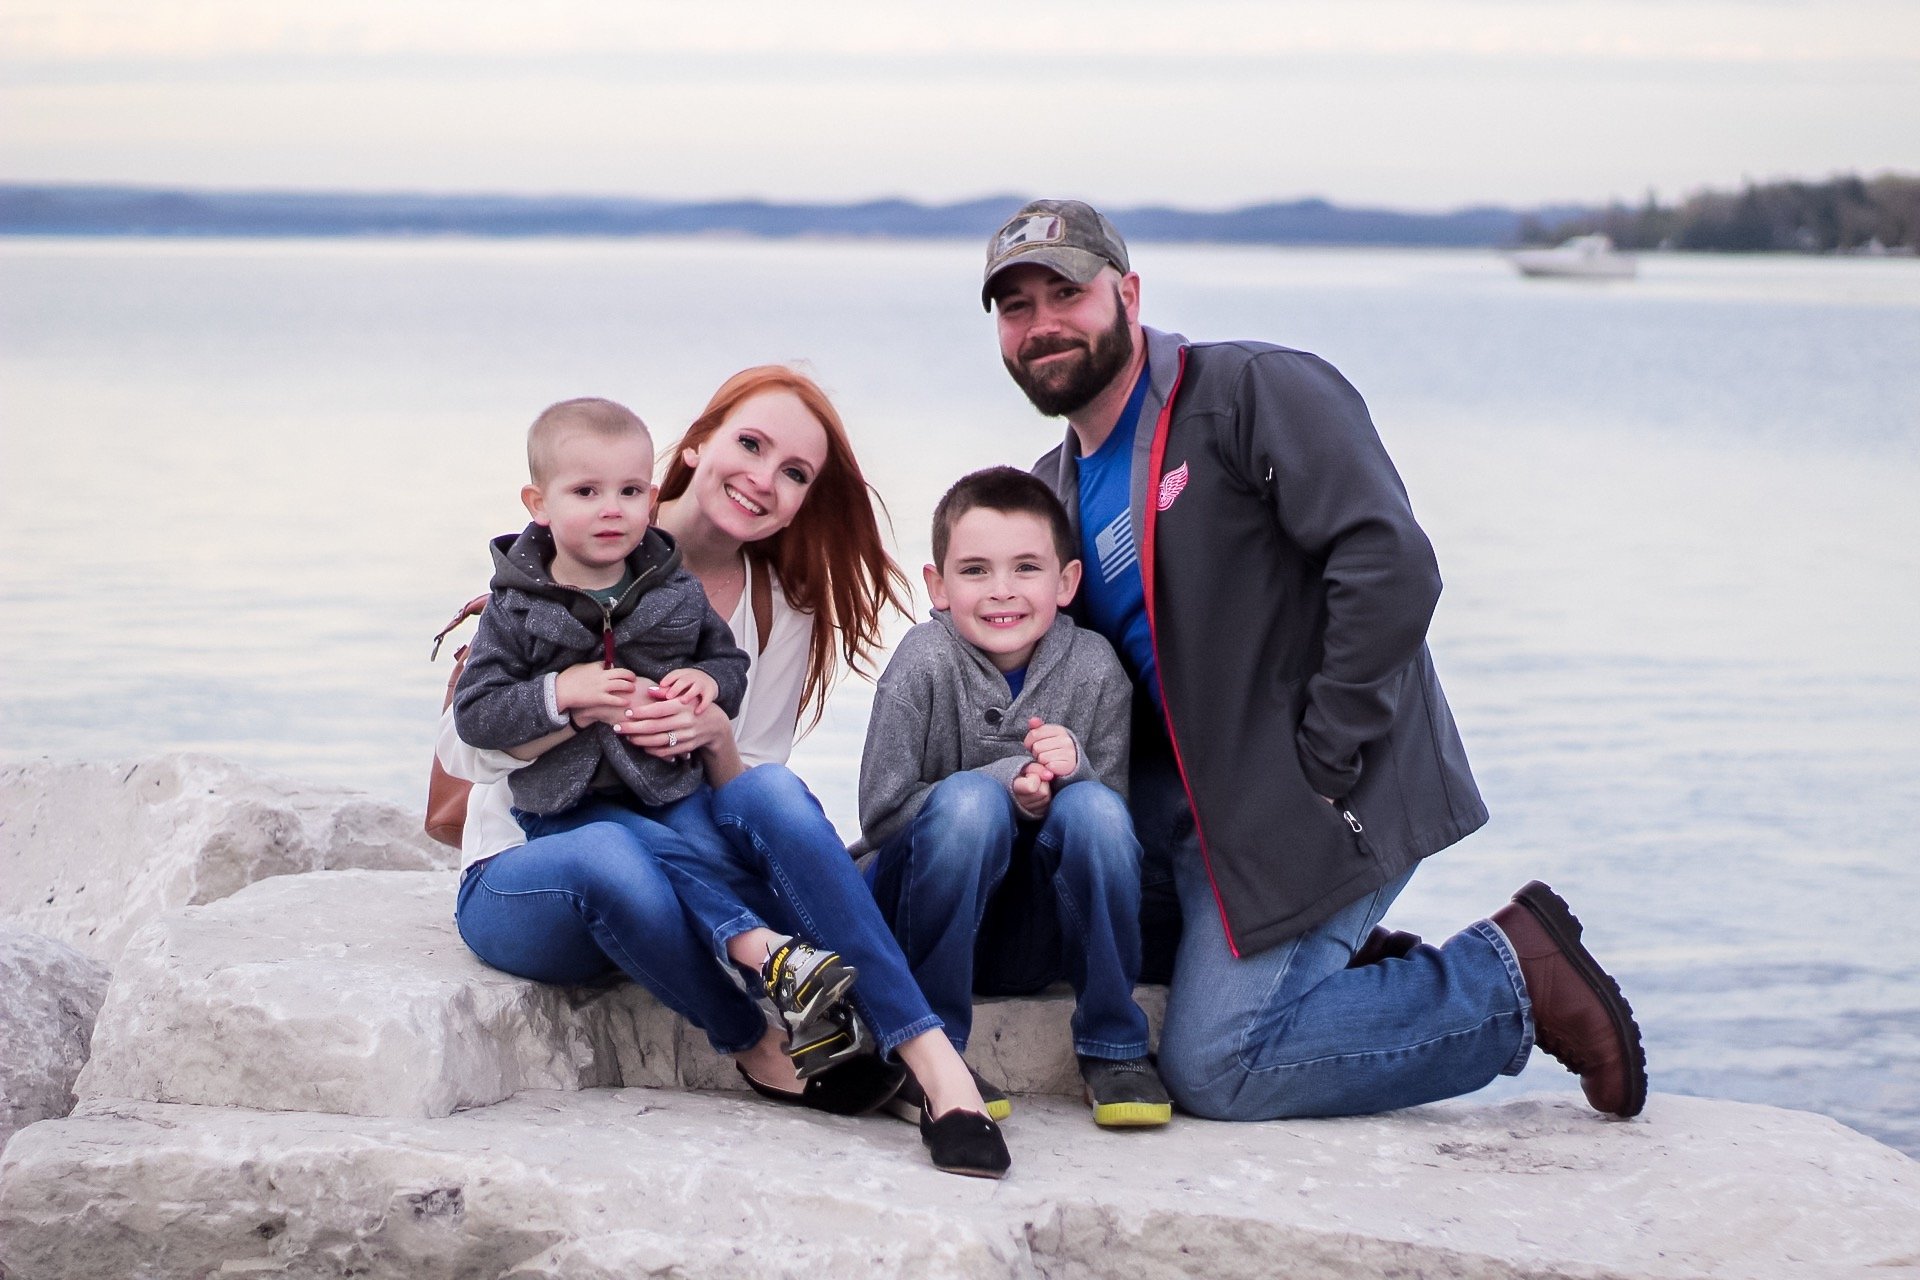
[0,755,454,962]
[3,1088,1914,1280]
[78,868,1162,1118]
[0,926,111,1153]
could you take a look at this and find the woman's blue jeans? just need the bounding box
[656,765,945,1057]
[1132,734,1535,1120]
[454,798,769,1057]
[865,771,1153,1061]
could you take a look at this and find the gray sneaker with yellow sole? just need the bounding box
[1079,1055,1172,1128]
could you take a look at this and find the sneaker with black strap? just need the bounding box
[759,936,860,1079]
[785,1000,871,1079]
[1079,1055,1172,1128]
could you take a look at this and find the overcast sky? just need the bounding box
[3,0,1916,210]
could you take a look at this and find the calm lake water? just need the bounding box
[2,237,1916,1156]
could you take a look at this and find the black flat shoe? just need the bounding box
[736,1053,907,1117]
[884,1067,1012,1124]
[919,1098,1011,1180]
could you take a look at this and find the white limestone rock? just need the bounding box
[0,754,454,962]
[2,1088,1914,1280]
[77,867,1160,1119]
[971,985,1167,1096]
[0,925,111,1153]
[76,869,728,1119]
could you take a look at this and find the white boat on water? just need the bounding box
[1510,234,1637,280]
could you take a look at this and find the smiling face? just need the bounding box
[680,388,831,544]
[925,507,1083,673]
[993,264,1138,418]
[521,429,655,589]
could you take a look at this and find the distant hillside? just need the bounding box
[0,184,1578,248]
[1523,173,1920,253]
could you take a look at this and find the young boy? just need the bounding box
[453,397,860,1076]
[858,466,1171,1128]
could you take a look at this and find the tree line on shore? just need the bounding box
[7,176,1916,254]
[1521,173,1919,253]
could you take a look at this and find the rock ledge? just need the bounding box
[3,1089,1915,1280]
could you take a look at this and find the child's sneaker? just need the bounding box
[760,937,859,1077]
[786,1001,870,1080]
[1078,1055,1172,1128]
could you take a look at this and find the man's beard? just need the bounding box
[1003,296,1134,418]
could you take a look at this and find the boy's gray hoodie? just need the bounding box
[855,610,1132,855]
[453,523,748,814]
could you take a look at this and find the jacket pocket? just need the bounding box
[637,611,701,654]
[1321,794,1376,858]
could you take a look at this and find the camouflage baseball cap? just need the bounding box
[981,199,1130,310]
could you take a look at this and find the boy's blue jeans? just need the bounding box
[1130,731,1536,1120]
[864,771,1153,1061]
[455,798,768,1057]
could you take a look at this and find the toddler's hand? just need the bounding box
[1023,717,1079,779]
[557,662,638,725]
[656,668,719,711]
[1012,761,1054,819]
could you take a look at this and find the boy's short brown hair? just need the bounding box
[527,397,651,484]
[931,466,1077,569]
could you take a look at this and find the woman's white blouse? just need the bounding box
[436,559,811,871]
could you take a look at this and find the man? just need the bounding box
[982,198,1647,1122]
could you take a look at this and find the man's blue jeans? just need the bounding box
[658,765,945,1057]
[455,799,769,1057]
[865,771,1152,1060]
[1133,732,1535,1120]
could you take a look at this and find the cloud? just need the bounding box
[5,0,1916,64]
[2,0,1913,208]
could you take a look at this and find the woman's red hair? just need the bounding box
[658,366,911,732]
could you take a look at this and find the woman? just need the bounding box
[439,366,1009,1178]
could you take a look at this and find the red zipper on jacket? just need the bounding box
[1139,346,1243,958]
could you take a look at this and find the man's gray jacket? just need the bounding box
[453,523,748,815]
[855,610,1132,855]
[1033,326,1488,958]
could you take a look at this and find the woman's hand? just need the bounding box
[613,686,732,759]
[615,688,749,785]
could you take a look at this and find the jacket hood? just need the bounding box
[488,523,683,632]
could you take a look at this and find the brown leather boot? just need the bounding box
[1491,881,1647,1118]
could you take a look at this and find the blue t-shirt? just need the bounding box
[1076,364,1160,708]
[1003,665,1027,701]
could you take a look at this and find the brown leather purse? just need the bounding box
[424,595,489,847]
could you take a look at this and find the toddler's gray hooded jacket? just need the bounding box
[453,523,747,814]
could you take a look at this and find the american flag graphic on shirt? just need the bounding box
[1093,509,1137,585]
